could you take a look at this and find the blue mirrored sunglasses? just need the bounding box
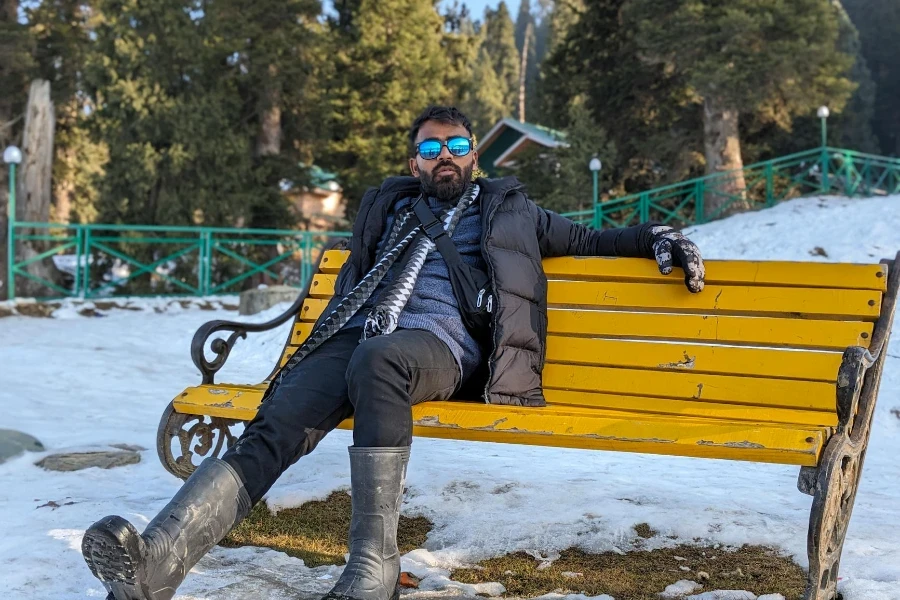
[416,136,473,160]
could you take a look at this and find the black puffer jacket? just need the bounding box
[322,175,657,406]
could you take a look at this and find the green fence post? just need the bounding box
[197,230,206,296]
[844,150,857,196]
[592,202,601,230]
[765,161,775,207]
[205,230,212,296]
[639,192,649,223]
[82,227,92,298]
[862,158,872,196]
[821,147,830,194]
[302,232,313,287]
[73,226,83,299]
[695,181,705,225]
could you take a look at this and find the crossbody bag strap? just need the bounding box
[411,196,465,268]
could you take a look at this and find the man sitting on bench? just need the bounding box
[81,105,706,600]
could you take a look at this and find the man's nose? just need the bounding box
[437,144,454,160]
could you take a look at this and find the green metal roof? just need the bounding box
[507,119,567,145]
[477,118,567,176]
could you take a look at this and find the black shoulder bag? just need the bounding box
[411,197,494,342]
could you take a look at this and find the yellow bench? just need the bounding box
[156,243,898,600]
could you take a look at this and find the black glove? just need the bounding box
[649,225,705,293]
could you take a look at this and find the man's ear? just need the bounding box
[408,158,419,177]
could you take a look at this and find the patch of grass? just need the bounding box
[451,545,806,600]
[221,491,432,567]
[633,523,656,539]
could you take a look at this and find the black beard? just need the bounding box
[419,161,474,202]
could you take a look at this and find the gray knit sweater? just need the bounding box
[344,194,486,381]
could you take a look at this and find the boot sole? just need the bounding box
[82,516,149,600]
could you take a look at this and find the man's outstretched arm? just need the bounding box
[530,201,705,293]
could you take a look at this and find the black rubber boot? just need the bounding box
[322,446,411,600]
[81,458,251,600]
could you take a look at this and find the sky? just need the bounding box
[450,0,522,20]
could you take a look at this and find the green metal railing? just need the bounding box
[560,147,900,228]
[6,146,900,300]
[6,222,349,300]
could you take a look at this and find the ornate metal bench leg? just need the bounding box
[156,401,241,480]
[804,433,865,600]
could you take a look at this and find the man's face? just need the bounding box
[408,120,478,203]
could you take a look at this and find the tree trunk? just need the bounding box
[518,22,532,123]
[256,64,282,157]
[252,65,282,288]
[702,96,748,219]
[17,79,62,298]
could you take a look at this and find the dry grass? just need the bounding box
[222,493,806,598]
[452,544,807,600]
[221,491,432,567]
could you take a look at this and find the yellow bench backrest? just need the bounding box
[279,250,886,432]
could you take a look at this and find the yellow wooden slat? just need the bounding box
[291,302,871,351]
[543,389,837,427]
[542,256,888,291]
[174,387,825,465]
[318,253,888,291]
[546,335,842,381]
[279,345,298,367]
[542,363,836,411]
[299,281,881,324]
[320,250,350,273]
[310,274,337,298]
[548,309,872,350]
[548,280,882,320]
[299,298,331,322]
[291,322,314,345]
[379,403,826,466]
[174,384,267,420]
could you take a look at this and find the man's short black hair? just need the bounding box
[408,105,473,158]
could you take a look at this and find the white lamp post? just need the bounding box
[4,145,22,300]
[589,157,602,206]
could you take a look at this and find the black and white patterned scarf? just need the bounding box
[262,182,478,401]
[362,182,479,340]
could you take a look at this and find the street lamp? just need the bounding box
[816,107,830,194]
[817,106,830,148]
[589,156,602,207]
[4,145,22,300]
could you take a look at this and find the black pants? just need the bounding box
[221,327,460,504]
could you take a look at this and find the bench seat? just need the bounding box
[176,383,830,465]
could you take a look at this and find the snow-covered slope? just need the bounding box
[1,195,898,600]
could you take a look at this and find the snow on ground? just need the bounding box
[1,194,899,600]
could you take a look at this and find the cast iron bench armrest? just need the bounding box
[190,290,309,384]
[189,240,345,384]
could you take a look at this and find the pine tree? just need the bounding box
[623,0,856,216]
[323,0,451,212]
[441,2,505,137]
[832,2,879,153]
[536,0,586,129]
[466,46,508,137]
[843,0,900,155]
[83,0,271,228]
[740,1,879,160]
[203,0,326,232]
[481,1,520,116]
[543,0,702,193]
